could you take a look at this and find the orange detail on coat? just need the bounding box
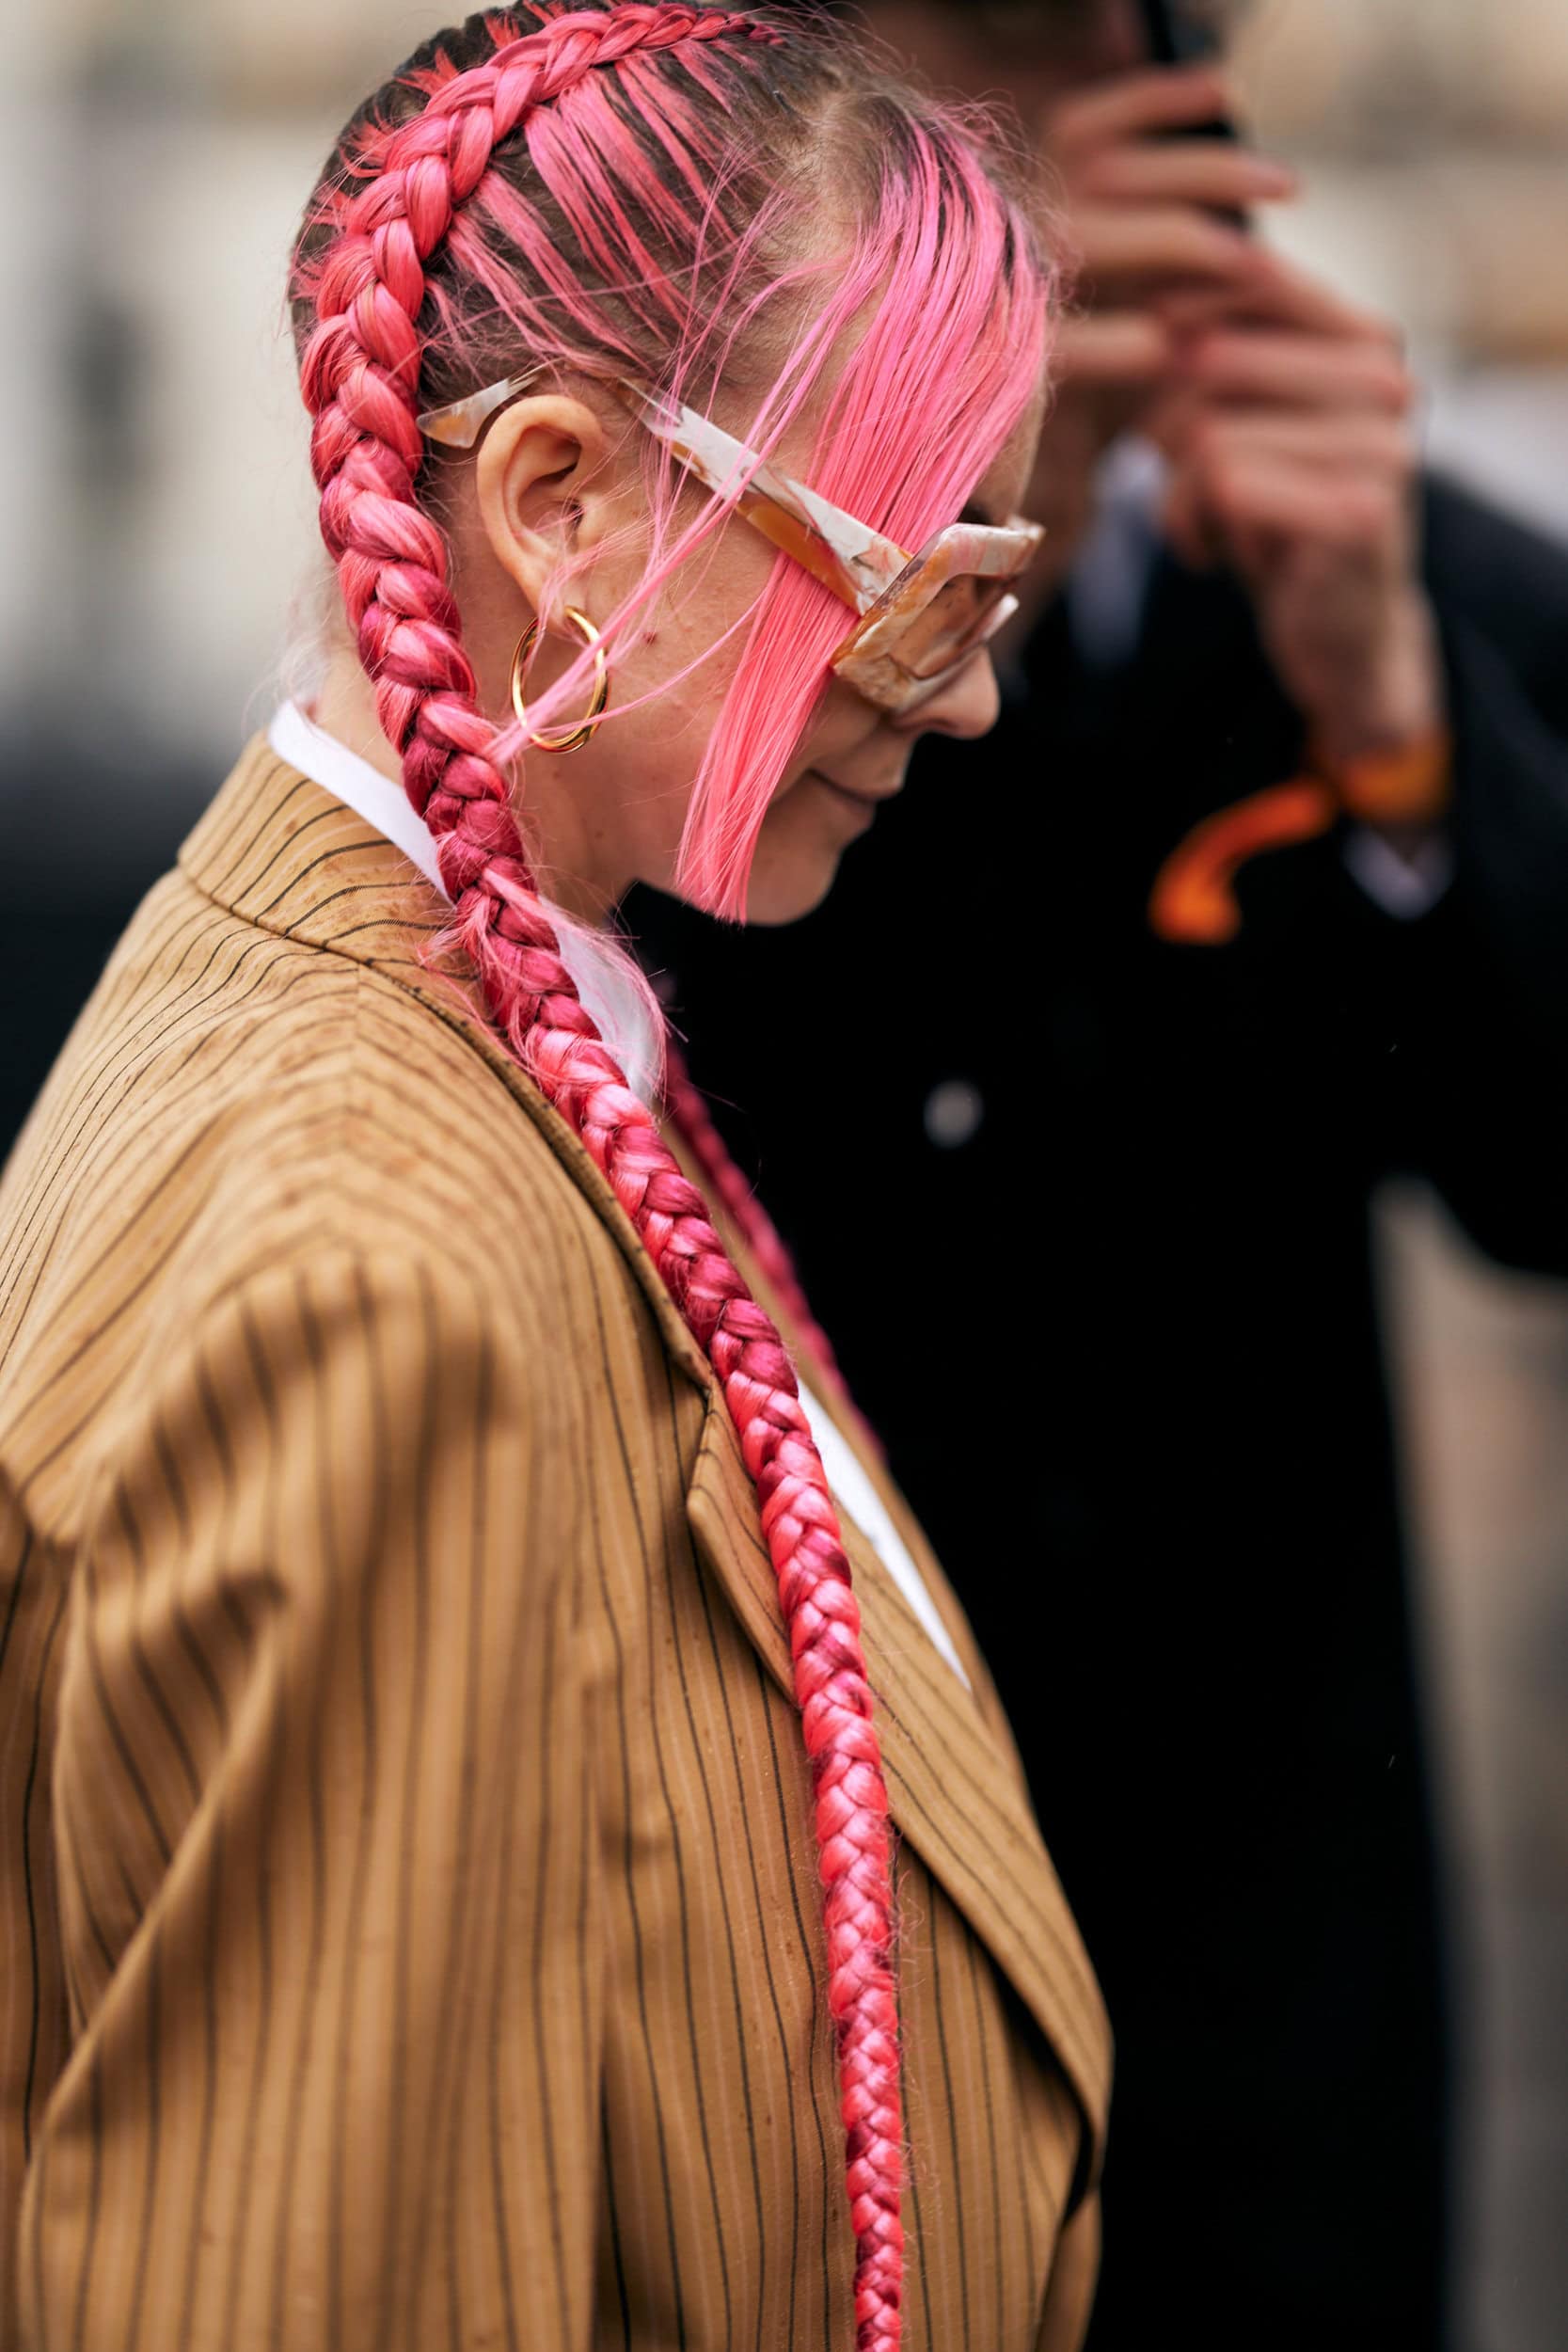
[1148,778,1338,946]
[1148,728,1452,946]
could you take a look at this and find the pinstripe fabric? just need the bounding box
[0,738,1110,2352]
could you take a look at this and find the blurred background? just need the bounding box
[2,3,1565,2345]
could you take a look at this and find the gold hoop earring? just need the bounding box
[509,606,610,754]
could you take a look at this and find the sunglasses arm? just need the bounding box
[607,382,911,613]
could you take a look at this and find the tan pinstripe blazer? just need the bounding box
[0,738,1110,2352]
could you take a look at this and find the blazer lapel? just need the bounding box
[183,736,1110,2169]
[685,1393,1110,2166]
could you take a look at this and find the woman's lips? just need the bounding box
[807,768,901,809]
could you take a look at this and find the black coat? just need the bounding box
[627,476,1568,2352]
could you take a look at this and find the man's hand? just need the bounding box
[1155,262,1445,765]
[1049,63,1295,372]
[1036,60,1446,771]
[1027,65,1294,586]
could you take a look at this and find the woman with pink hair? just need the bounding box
[0,9,1109,2347]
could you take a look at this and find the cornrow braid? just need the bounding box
[296,8,907,2341]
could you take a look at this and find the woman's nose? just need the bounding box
[896,651,1003,743]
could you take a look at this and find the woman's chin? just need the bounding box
[742,850,847,928]
[743,773,877,925]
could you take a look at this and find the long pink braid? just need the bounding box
[299,8,907,2340]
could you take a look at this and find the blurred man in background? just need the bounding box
[632,3,1568,2346]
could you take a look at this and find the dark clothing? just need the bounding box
[627,476,1568,2352]
[0,732,209,1157]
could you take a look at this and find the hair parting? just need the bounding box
[291,9,1053,2340]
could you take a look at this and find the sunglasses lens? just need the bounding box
[897,572,1018,681]
[832,525,1041,712]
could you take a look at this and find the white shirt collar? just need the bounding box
[265,699,663,1105]
[268,697,449,895]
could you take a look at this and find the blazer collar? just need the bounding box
[182,736,1110,2169]
[180,734,718,1398]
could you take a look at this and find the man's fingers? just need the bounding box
[1180,330,1414,414]
[1157,249,1399,344]
[1175,449,1407,551]
[1074,139,1295,213]
[1049,65,1237,155]
[1073,203,1255,288]
[1055,310,1172,387]
[1181,410,1416,474]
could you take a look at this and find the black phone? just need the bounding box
[1135,0,1231,70]
[1135,0,1247,223]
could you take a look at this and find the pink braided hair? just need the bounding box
[293,9,1053,2337]
[300,8,906,2338]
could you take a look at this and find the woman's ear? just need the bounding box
[473,393,612,613]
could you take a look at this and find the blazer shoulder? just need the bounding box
[333,958,616,1253]
[209,951,657,1359]
[1,892,664,1425]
